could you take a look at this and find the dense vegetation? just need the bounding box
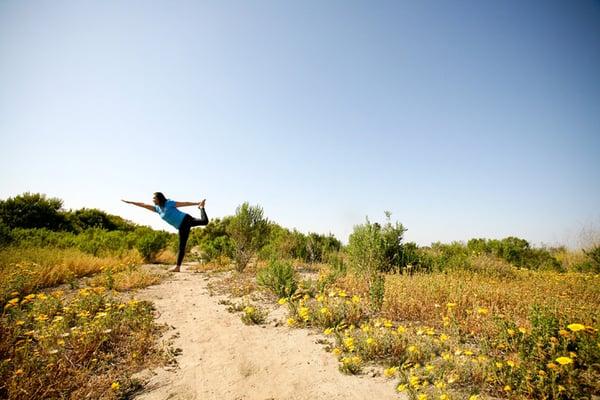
[1,192,599,399]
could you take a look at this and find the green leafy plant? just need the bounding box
[256,259,298,298]
[226,203,270,272]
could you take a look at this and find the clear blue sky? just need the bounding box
[1,1,599,246]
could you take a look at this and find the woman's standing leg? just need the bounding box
[173,215,192,272]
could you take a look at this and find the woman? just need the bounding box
[122,192,209,272]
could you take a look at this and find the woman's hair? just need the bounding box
[153,192,167,207]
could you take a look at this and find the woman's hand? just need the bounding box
[199,199,206,208]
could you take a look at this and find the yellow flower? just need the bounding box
[397,325,406,334]
[332,348,342,356]
[476,307,489,315]
[435,381,446,389]
[547,362,558,370]
[507,328,515,336]
[567,323,585,332]
[298,307,310,321]
[396,383,407,392]
[417,395,428,400]
[468,396,480,400]
[440,333,449,342]
[15,320,25,326]
[343,337,355,351]
[407,345,418,353]
[383,320,393,328]
[409,375,420,387]
[351,295,360,304]
[495,362,503,368]
[111,382,120,390]
[323,328,334,335]
[555,356,573,365]
[338,290,347,298]
[518,327,527,334]
[287,318,297,326]
[446,302,457,309]
[361,324,371,333]
[36,314,49,322]
[277,298,288,305]
[503,385,512,392]
[14,369,24,376]
[383,366,398,378]
[506,360,515,368]
[366,337,375,346]
[425,364,435,372]
[320,307,330,315]
[442,352,451,361]
[440,395,450,400]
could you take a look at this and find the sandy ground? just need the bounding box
[132,266,403,400]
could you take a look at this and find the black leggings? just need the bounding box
[177,208,209,266]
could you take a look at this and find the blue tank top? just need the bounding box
[155,199,186,229]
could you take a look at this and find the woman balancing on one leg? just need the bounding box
[121,192,209,272]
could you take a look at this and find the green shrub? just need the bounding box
[584,245,600,273]
[241,305,268,325]
[347,213,407,276]
[0,223,12,247]
[134,229,169,262]
[227,203,270,272]
[0,192,69,230]
[68,208,136,232]
[256,259,298,298]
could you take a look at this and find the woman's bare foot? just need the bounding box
[169,266,181,272]
[198,199,206,208]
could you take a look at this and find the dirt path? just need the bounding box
[132,268,402,400]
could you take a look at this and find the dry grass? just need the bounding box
[0,287,167,399]
[153,248,177,265]
[376,270,600,338]
[88,265,163,291]
[0,247,143,305]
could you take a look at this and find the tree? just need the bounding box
[226,202,270,272]
[0,192,68,230]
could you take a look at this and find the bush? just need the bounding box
[0,192,69,230]
[256,259,298,298]
[189,217,234,261]
[467,237,562,271]
[347,213,408,277]
[68,208,136,232]
[133,228,170,262]
[227,203,270,272]
[584,245,600,273]
[0,223,12,247]
[241,305,268,325]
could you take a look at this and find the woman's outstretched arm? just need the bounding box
[121,200,156,212]
[175,200,205,207]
